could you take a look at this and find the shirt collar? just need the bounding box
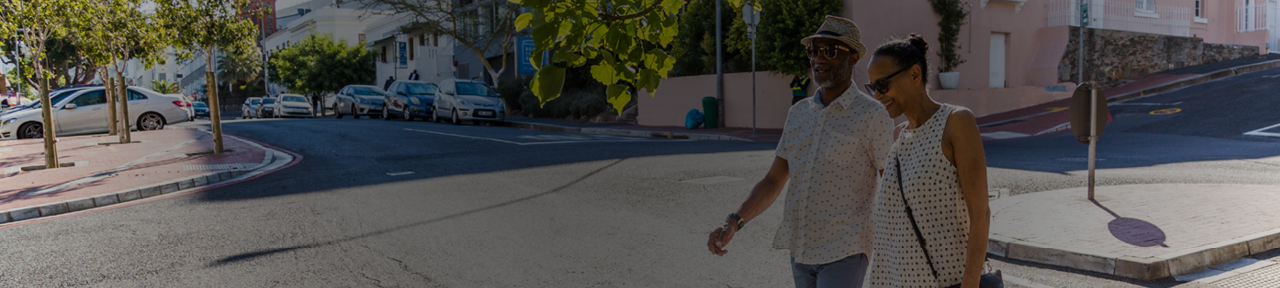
[813,83,864,109]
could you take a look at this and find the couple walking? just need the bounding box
[707,16,993,288]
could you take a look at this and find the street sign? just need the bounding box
[1081,2,1090,27]
[397,41,408,68]
[1070,82,1108,144]
[517,37,548,75]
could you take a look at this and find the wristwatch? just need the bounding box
[726,213,745,230]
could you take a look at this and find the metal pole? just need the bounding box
[1078,0,1086,84]
[1088,82,1098,200]
[751,29,756,136]
[715,0,723,128]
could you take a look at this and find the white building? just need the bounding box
[262,0,391,94]
[363,13,456,88]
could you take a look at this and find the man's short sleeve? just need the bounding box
[864,108,895,171]
[775,104,804,160]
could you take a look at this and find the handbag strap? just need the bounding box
[896,156,942,282]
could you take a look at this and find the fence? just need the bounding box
[1048,0,1193,37]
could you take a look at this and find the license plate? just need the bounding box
[477,111,493,116]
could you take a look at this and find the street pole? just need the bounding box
[1088,81,1098,200]
[1078,0,1087,85]
[715,0,723,128]
[743,2,758,136]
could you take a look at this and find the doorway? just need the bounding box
[990,33,1008,88]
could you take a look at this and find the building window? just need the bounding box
[409,38,415,61]
[159,73,167,81]
[420,34,425,46]
[1195,0,1201,17]
[381,46,387,63]
[434,34,439,47]
[359,33,366,43]
[1136,0,1155,12]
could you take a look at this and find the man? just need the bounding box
[408,69,420,81]
[790,75,809,105]
[383,76,395,91]
[706,16,894,288]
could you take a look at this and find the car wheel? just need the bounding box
[451,109,460,125]
[336,104,344,119]
[403,108,413,121]
[432,110,440,123]
[353,103,361,119]
[138,113,166,131]
[382,107,390,120]
[18,122,42,139]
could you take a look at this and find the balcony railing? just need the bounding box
[1048,0,1193,37]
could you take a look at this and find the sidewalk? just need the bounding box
[977,53,1280,141]
[0,129,294,225]
[988,184,1280,281]
[502,116,783,142]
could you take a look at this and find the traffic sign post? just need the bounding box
[743,2,760,136]
[1070,82,1108,200]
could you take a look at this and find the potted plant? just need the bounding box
[930,0,968,89]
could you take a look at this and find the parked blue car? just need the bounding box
[192,101,209,118]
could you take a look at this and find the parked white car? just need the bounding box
[0,86,191,139]
[335,85,386,119]
[432,79,506,125]
[241,97,263,119]
[273,94,314,117]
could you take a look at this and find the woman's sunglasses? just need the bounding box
[863,65,913,96]
[805,45,851,60]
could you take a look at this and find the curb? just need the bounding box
[0,130,295,226]
[987,226,1280,281]
[501,121,754,142]
[1108,59,1280,103]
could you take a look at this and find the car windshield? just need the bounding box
[351,87,384,96]
[262,98,276,104]
[456,82,497,97]
[194,102,208,107]
[282,96,307,102]
[406,83,437,95]
[250,99,261,104]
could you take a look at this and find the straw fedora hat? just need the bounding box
[800,15,868,62]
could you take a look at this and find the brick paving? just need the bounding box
[0,129,266,212]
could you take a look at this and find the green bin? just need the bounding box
[702,97,718,129]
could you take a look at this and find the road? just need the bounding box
[2,68,1279,287]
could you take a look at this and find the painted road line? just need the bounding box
[680,176,743,184]
[980,131,1029,140]
[387,171,415,176]
[405,128,685,145]
[1244,122,1280,138]
[1111,101,1183,106]
[1150,108,1182,115]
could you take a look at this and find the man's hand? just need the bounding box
[707,223,738,256]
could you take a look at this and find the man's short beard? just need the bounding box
[815,63,851,89]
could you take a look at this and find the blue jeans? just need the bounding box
[791,253,868,288]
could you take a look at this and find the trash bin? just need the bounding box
[702,97,718,129]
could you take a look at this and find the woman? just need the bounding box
[864,34,991,288]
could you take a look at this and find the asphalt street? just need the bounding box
[1,66,1279,287]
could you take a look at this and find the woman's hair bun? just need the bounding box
[907,33,930,53]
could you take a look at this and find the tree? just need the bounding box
[355,0,520,88]
[268,32,377,100]
[1,36,98,90]
[0,0,76,169]
[670,0,747,77]
[745,0,840,76]
[216,47,261,98]
[157,0,262,153]
[81,0,171,144]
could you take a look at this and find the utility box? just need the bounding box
[702,97,718,129]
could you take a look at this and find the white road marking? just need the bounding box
[680,176,743,184]
[405,128,687,145]
[980,131,1029,140]
[1111,101,1182,106]
[1244,122,1280,138]
[387,171,415,176]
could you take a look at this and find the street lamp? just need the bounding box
[742,2,760,136]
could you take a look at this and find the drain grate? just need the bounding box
[1214,262,1280,287]
[183,164,250,171]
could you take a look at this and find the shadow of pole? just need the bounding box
[207,158,627,267]
[1091,199,1169,248]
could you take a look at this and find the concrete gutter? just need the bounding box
[501,121,754,142]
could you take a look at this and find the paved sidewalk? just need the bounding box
[0,129,291,224]
[988,184,1280,281]
[978,53,1280,141]
[502,116,783,142]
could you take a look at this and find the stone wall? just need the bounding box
[1059,27,1259,89]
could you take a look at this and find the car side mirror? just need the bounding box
[64,104,78,110]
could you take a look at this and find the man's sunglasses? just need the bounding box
[805,45,851,60]
[863,65,913,96]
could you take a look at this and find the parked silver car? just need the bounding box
[258,97,277,118]
[241,97,262,119]
[274,94,315,117]
[432,79,506,125]
[0,87,191,139]
[335,85,386,119]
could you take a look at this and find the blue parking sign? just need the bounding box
[518,38,548,75]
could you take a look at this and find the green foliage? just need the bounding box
[268,32,377,97]
[512,0,685,114]
[754,0,839,76]
[156,0,263,70]
[929,0,968,73]
[670,0,748,76]
[216,47,262,97]
[495,75,528,112]
[517,63,613,119]
[149,79,180,94]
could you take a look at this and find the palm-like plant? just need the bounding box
[149,79,179,94]
[215,48,262,97]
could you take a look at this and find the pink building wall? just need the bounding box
[637,72,793,129]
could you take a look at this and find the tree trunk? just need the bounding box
[103,69,118,136]
[38,73,58,169]
[206,50,224,153]
[117,72,132,143]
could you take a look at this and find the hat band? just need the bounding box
[817,31,843,37]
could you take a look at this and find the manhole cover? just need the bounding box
[1213,262,1280,288]
[1055,157,1106,162]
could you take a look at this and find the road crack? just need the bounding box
[362,244,435,284]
